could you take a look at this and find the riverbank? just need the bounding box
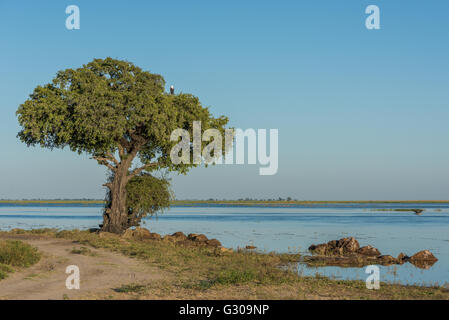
[0,229,447,300]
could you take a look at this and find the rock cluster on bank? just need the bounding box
[306,237,438,269]
[98,227,233,253]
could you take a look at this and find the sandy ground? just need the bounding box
[0,235,165,300]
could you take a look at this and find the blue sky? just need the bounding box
[0,0,448,200]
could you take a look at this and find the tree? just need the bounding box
[17,57,229,233]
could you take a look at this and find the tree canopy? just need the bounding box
[17,57,230,233]
[17,57,228,175]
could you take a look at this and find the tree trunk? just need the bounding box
[101,164,130,234]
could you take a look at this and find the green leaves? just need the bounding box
[16,57,229,176]
[17,57,231,231]
[125,174,173,226]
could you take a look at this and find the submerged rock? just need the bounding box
[357,245,381,257]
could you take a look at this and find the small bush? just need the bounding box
[214,269,257,285]
[0,240,41,267]
[114,283,147,293]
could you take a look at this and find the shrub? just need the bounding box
[214,269,257,285]
[0,240,41,267]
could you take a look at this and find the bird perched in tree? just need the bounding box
[170,85,174,95]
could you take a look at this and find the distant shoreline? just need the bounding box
[1,200,449,205]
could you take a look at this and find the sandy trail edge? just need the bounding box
[0,235,164,299]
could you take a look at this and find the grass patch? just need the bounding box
[214,269,257,285]
[0,240,41,267]
[0,239,41,280]
[114,283,147,293]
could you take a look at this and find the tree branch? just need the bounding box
[93,156,117,171]
[128,162,158,178]
[125,133,146,162]
[117,143,125,159]
[106,152,119,165]
[103,182,113,189]
[119,137,131,155]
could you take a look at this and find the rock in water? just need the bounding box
[408,250,438,269]
[336,237,360,253]
[357,245,381,257]
[410,250,438,262]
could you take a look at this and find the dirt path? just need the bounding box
[0,235,165,299]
